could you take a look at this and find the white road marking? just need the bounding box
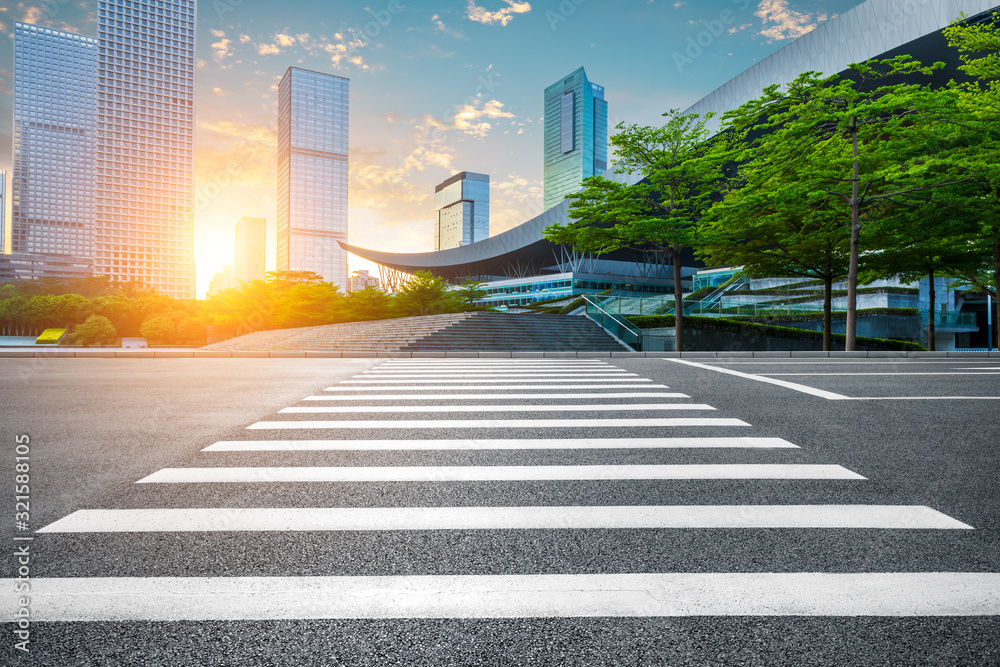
[324,384,667,391]
[303,392,690,401]
[838,396,1000,400]
[8,572,997,620]
[202,437,800,452]
[340,378,651,384]
[664,359,850,400]
[134,464,862,484]
[38,505,966,533]
[689,361,999,365]
[759,372,1000,376]
[279,403,715,414]
[247,417,750,430]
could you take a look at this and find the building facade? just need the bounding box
[235,216,266,283]
[543,67,608,211]
[348,269,379,292]
[11,22,97,259]
[277,67,349,289]
[0,170,7,252]
[94,0,196,298]
[207,265,237,297]
[434,171,489,251]
[0,252,94,281]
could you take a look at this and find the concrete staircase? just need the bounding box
[203,312,626,352]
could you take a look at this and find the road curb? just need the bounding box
[0,349,997,359]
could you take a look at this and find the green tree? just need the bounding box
[139,314,175,344]
[722,57,967,350]
[70,315,118,346]
[943,14,1000,348]
[455,280,488,309]
[342,287,395,321]
[394,271,462,317]
[701,179,850,351]
[544,110,731,350]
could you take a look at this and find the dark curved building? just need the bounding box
[344,0,999,308]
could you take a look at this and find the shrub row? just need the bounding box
[627,315,926,351]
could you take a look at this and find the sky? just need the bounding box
[0,0,866,297]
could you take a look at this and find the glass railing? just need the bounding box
[921,311,978,328]
[584,295,642,350]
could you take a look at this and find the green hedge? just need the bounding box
[627,315,926,351]
[35,328,66,345]
[727,308,919,323]
[683,286,715,302]
[743,286,919,300]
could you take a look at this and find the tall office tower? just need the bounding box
[95,0,196,298]
[434,171,490,251]
[543,67,608,211]
[234,216,266,283]
[0,170,7,252]
[277,67,349,288]
[11,23,97,257]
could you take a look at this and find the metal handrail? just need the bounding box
[583,294,642,351]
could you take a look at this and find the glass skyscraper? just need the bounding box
[95,0,196,298]
[543,67,608,211]
[235,216,266,283]
[434,171,489,251]
[277,67,349,288]
[12,22,97,258]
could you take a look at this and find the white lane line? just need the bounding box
[135,464,863,484]
[838,396,1000,401]
[324,384,667,391]
[665,359,849,400]
[688,361,999,365]
[340,378,652,384]
[8,572,996,620]
[38,505,964,533]
[759,372,1000,376]
[248,418,750,430]
[303,393,691,401]
[279,404,716,414]
[202,437,800,451]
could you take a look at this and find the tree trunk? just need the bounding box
[673,246,684,352]
[927,267,936,352]
[823,276,833,352]
[845,119,861,352]
[994,239,1000,350]
[670,245,684,352]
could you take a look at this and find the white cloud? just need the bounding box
[432,13,466,39]
[466,0,531,27]
[755,0,827,42]
[211,36,233,62]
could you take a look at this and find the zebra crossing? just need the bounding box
[10,357,1000,624]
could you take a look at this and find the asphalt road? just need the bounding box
[2,356,998,666]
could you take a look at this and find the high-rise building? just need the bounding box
[434,171,490,251]
[348,269,379,292]
[95,0,196,298]
[277,67,349,288]
[234,216,266,283]
[11,23,97,258]
[543,67,608,211]
[207,265,237,297]
[0,170,7,252]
